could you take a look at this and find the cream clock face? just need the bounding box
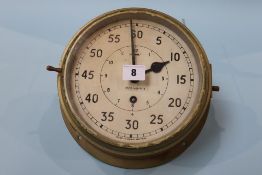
[64,19,201,146]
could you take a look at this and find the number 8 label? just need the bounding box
[123,65,145,80]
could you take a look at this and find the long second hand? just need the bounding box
[130,19,136,65]
[130,19,139,84]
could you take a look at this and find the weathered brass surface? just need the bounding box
[54,8,213,168]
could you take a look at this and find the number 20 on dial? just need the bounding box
[47,8,219,168]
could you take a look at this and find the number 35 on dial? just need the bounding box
[47,8,219,169]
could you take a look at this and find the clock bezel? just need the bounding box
[57,8,212,168]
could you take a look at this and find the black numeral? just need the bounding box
[108,34,120,43]
[168,98,174,107]
[90,49,103,57]
[177,75,186,84]
[171,52,180,61]
[125,120,138,129]
[131,69,136,76]
[81,70,94,79]
[85,93,98,103]
[101,112,114,121]
[150,115,163,124]
[175,98,181,107]
[156,36,162,45]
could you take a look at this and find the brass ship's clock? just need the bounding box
[47,8,219,168]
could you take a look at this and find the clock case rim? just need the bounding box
[57,8,212,168]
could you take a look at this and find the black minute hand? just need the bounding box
[146,61,170,74]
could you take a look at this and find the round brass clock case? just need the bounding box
[56,8,213,168]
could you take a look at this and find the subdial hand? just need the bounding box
[145,61,170,74]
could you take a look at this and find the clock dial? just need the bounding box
[64,19,201,145]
